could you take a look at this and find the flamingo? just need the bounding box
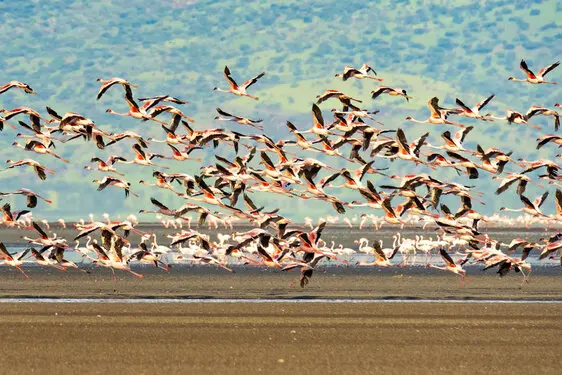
[429,248,466,281]
[213,66,265,100]
[0,81,37,95]
[96,77,138,100]
[6,159,55,180]
[92,176,138,198]
[0,243,30,278]
[508,59,559,84]
[371,86,411,102]
[406,97,465,128]
[335,64,382,81]
[12,140,68,162]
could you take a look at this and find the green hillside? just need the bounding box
[0,0,560,220]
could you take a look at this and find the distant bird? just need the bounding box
[429,248,466,279]
[335,64,382,81]
[525,106,560,131]
[215,108,264,130]
[0,107,42,130]
[406,97,465,128]
[106,88,167,124]
[93,176,138,198]
[0,188,52,208]
[508,59,559,84]
[96,77,138,100]
[6,159,54,180]
[0,81,37,95]
[282,253,327,288]
[84,156,126,176]
[1,203,30,227]
[0,242,29,278]
[137,95,188,112]
[537,134,562,149]
[485,110,540,129]
[316,90,362,109]
[500,192,549,217]
[356,241,397,267]
[371,86,412,102]
[213,66,265,100]
[12,140,68,162]
[455,94,495,120]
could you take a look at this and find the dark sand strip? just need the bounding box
[1,266,561,300]
[1,302,560,375]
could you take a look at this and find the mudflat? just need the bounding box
[0,265,561,300]
[1,302,560,375]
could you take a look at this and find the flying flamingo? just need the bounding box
[213,66,265,100]
[406,97,465,128]
[508,59,559,84]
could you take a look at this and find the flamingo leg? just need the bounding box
[111,267,118,284]
[127,268,143,278]
[16,266,30,279]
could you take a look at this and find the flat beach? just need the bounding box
[1,302,560,375]
[0,266,560,374]
[1,264,561,300]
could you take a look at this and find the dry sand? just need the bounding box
[2,236,561,374]
[0,302,560,375]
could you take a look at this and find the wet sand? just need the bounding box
[1,302,560,375]
[1,265,561,300]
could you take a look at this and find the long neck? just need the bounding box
[409,118,428,123]
[107,110,128,116]
[502,208,523,213]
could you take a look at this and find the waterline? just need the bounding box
[1,298,561,304]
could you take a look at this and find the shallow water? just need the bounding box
[4,227,561,267]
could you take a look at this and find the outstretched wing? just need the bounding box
[223,66,238,88]
[538,61,560,78]
[242,72,265,89]
[519,60,536,79]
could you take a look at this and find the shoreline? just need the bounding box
[1,266,561,301]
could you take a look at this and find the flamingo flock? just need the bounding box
[0,58,561,288]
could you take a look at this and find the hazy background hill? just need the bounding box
[0,0,560,220]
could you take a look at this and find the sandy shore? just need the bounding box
[0,265,561,300]
[1,302,560,375]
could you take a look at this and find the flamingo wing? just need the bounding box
[519,60,536,79]
[241,72,265,89]
[475,94,495,111]
[538,61,560,77]
[223,66,238,89]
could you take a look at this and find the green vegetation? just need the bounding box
[0,0,560,219]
